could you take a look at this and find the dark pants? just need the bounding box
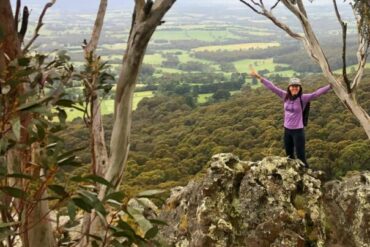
[284,128,308,167]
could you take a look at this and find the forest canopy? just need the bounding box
[64,71,370,196]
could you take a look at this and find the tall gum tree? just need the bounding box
[78,0,177,245]
[0,0,56,246]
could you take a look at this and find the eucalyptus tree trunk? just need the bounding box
[80,0,109,245]
[25,144,56,247]
[84,0,109,178]
[107,0,176,192]
[85,0,177,244]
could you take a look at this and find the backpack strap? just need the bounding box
[299,96,303,111]
[299,96,304,126]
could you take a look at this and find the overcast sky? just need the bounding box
[11,0,351,23]
[12,0,345,12]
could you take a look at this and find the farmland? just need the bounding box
[192,42,280,52]
[29,4,368,121]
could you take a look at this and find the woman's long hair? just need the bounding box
[284,86,303,101]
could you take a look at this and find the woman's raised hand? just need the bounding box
[249,65,261,79]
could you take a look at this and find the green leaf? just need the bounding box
[144,226,158,239]
[18,57,31,67]
[84,175,112,187]
[67,201,77,221]
[48,185,68,197]
[36,54,46,66]
[57,155,80,167]
[70,176,85,183]
[46,142,58,149]
[64,220,79,229]
[77,190,107,217]
[35,121,46,139]
[112,230,134,241]
[137,189,166,198]
[0,221,20,228]
[104,191,125,202]
[149,219,168,226]
[11,118,21,141]
[116,220,135,234]
[17,95,53,112]
[56,147,85,160]
[71,175,111,187]
[127,203,153,234]
[0,229,16,241]
[57,108,67,124]
[82,233,102,242]
[94,200,108,217]
[0,139,6,154]
[0,187,27,199]
[72,197,93,213]
[55,99,74,108]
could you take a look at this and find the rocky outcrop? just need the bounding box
[323,171,370,247]
[157,153,370,247]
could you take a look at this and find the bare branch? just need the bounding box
[271,0,281,11]
[84,0,108,54]
[333,0,351,93]
[14,0,21,31]
[281,0,303,19]
[351,36,369,91]
[263,10,304,40]
[18,6,29,43]
[144,0,154,16]
[251,0,261,7]
[350,2,370,91]
[281,0,330,70]
[296,0,307,18]
[134,0,146,22]
[22,1,55,53]
[239,0,304,43]
[240,0,263,14]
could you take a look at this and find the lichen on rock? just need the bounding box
[157,153,370,247]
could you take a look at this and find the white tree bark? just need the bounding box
[25,144,56,247]
[80,1,109,245]
[84,0,109,178]
[107,0,177,190]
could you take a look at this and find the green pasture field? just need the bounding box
[144,54,165,65]
[266,70,297,78]
[192,42,280,52]
[153,30,242,42]
[333,63,370,74]
[233,58,290,74]
[101,43,127,50]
